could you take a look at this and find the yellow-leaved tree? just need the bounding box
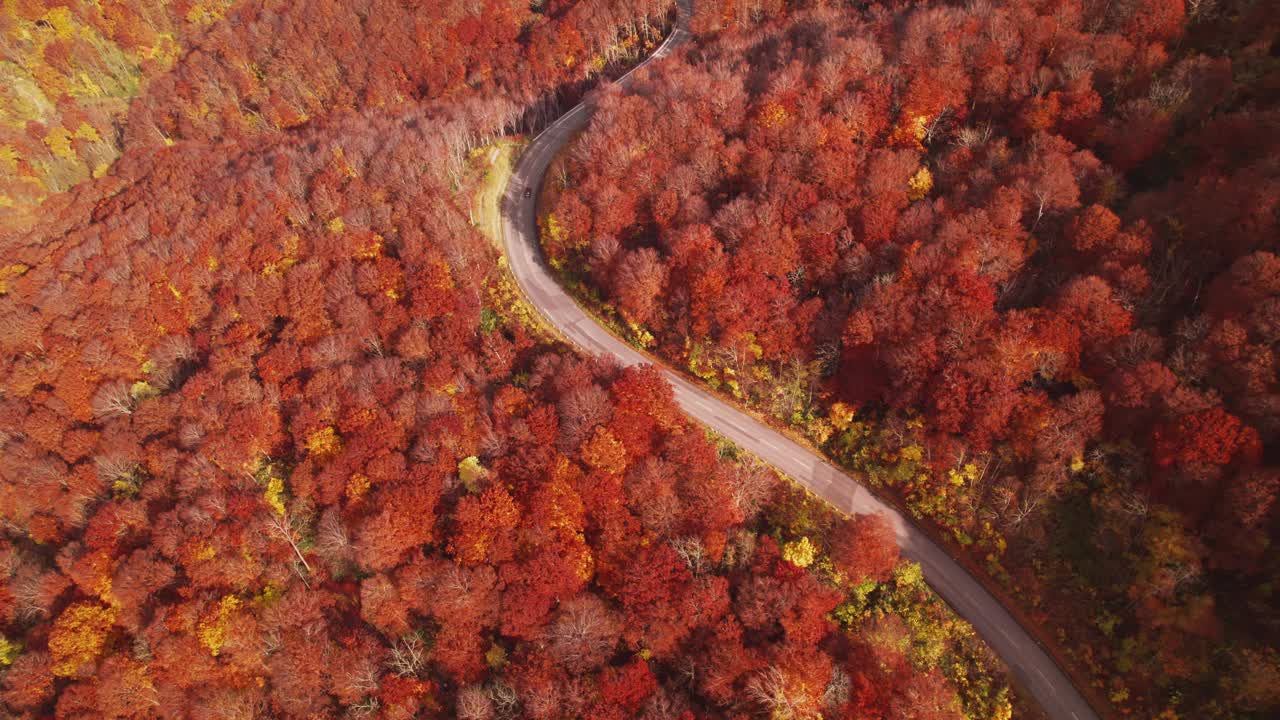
[49,602,117,677]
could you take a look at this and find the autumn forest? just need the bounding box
[1,1,1277,720]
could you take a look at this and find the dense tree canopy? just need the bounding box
[0,0,674,235]
[0,115,978,711]
[543,0,1280,717]
[0,1,1018,718]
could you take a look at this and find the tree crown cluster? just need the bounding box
[543,0,1280,716]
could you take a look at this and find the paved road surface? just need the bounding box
[499,2,1099,719]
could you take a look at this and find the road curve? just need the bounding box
[499,3,1098,719]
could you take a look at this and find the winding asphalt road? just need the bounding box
[499,2,1099,718]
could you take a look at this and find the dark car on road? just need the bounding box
[523,186,533,199]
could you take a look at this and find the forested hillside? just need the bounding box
[1,0,242,234]
[0,0,673,234]
[0,1,1018,718]
[542,0,1280,717]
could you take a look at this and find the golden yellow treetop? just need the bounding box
[49,603,118,677]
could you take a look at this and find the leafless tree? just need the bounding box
[387,634,427,678]
[257,629,283,659]
[1118,490,1150,518]
[456,685,495,720]
[347,697,381,718]
[723,528,758,570]
[1148,78,1191,111]
[639,689,686,720]
[1186,0,1218,20]
[10,567,51,621]
[545,595,621,673]
[823,666,852,710]
[746,666,823,720]
[265,511,313,585]
[490,680,520,717]
[200,688,267,720]
[95,453,138,486]
[315,507,354,569]
[557,383,613,451]
[344,663,380,697]
[670,536,707,575]
[921,106,952,145]
[1167,563,1203,596]
[92,379,136,417]
[728,460,775,519]
[1005,492,1043,531]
